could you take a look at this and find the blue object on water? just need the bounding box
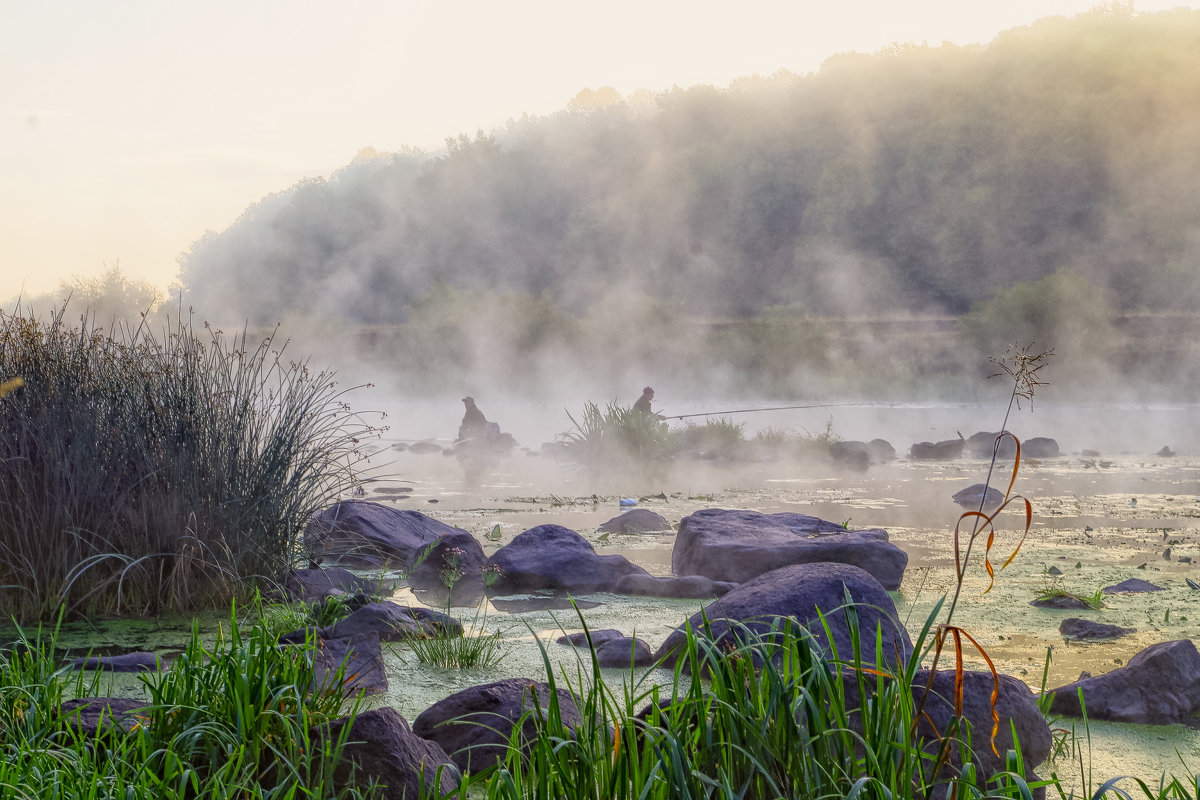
[620,497,637,506]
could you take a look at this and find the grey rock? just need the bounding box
[1048,639,1200,725]
[407,530,488,608]
[828,440,870,471]
[302,634,389,696]
[67,652,161,672]
[965,431,1017,459]
[486,524,651,594]
[594,636,654,667]
[1102,578,1164,594]
[556,629,625,648]
[952,483,1005,510]
[1024,437,1061,458]
[613,573,736,598]
[281,566,380,604]
[911,669,1052,783]
[413,678,584,773]
[305,501,466,569]
[598,509,671,534]
[321,601,463,642]
[60,697,148,736]
[909,438,965,461]
[1059,618,1136,641]
[316,707,459,799]
[655,562,913,672]
[671,508,907,590]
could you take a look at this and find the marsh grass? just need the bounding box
[557,401,673,480]
[0,607,372,798]
[672,416,746,458]
[446,610,1045,800]
[407,608,506,670]
[0,305,379,622]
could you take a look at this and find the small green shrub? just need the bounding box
[672,416,745,458]
[407,603,506,670]
[557,401,673,481]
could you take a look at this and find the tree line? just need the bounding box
[179,6,1199,332]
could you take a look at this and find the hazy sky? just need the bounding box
[3,0,1197,301]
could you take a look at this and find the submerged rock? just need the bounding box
[598,509,671,534]
[952,483,1005,510]
[67,652,161,672]
[1103,578,1165,593]
[1059,618,1136,641]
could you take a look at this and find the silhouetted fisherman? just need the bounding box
[458,396,489,440]
[633,386,666,420]
[633,386,656,415]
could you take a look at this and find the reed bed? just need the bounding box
[0,306,377,622]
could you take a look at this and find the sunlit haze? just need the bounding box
[3,0,1198,300]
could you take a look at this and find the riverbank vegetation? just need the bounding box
[0,307,377,623]
[0,610,371,799]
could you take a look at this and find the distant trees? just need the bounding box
[12,264,168,327]
[174,7,1200,398]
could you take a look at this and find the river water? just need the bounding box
[70,398,1200,791]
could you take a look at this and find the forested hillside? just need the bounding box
[178,6,1200,399]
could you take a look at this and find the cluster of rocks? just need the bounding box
[61,497,1200,796]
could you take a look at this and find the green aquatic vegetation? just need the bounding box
[0,607,373,798]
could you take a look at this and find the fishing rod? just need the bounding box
[660,401,870,421]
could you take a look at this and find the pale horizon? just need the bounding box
[4,0,1197,301]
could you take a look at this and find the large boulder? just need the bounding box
[406,530,489,607]
[911,669,1052,785]
[828,441,871,471]
[909,438,965,460]
[60,697,149,737]
[1024,437,1061,459]
[305,501,467,569]
[1048,639,1200,725]
[281,566,381,604]
[655,563,913,671]
[303,634,389,696]
[486,525,651,595]
[671,509,907,590]
[965,431,1017,459]
[316,707,459,799]
[413,678,584,773]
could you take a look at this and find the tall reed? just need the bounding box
[0,306,378,621]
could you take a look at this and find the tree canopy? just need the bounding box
[179,7,1200,329]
